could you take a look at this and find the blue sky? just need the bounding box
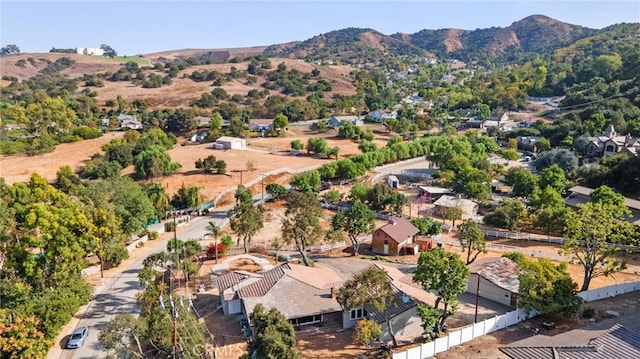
[2,1,639,55]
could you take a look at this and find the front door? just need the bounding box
[510,293,517,307]
[383,243,389,255]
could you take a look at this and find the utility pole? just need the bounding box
[474,273,480,323]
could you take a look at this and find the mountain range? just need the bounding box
[264,15,603,63]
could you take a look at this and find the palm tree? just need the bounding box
[144,182,170,219]
[206,221,221,263]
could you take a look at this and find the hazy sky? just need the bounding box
[2,1,639,55]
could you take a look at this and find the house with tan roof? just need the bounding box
[217,260,429,340]
[585,124,640,158]
[467,257,520,308]
[218,262,345,328]
[371,217,420,256]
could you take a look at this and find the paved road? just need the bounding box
[56,188,272,358]
[56,212,230,359]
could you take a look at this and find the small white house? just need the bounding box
[76,47,104,56]
[214,136,246,150]
[467,257,519,307]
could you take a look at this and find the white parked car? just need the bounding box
[66,327,89,349]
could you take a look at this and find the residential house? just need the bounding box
[418,186,453,203]
[214,136,246,150]
[368,109,398,123]
[501,323,640,359]
[466,117,485,129]
[248,118,274,133]
[76,47,104,56]
[117,114,142,130]
[467,257,520,308]
[327,116,362,128]
[218,259,431,344]
[189,130,208,142]
[326,117,341,128]
[240,263,346,328]
[516,136,544,153]
[433,195,479,219]
[585,125,640,158]
[565,186,640,226]
[340,264,420,343]
[371,217,420,256]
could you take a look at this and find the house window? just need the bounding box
[383,239,389,245]
[350,308,368,320]
[290,315,322,326]
[605,145,615,152]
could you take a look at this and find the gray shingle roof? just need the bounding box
[500,324,640,359]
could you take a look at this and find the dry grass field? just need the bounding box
[0,52,357,109]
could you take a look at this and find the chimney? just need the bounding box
[625,134,631,146]
[331,286,339,299]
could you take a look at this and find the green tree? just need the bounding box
[228,117,247,137]
[539,164,566,192]
[337,266,399,347]
[133,145,181,179]
[306,137,329,155]
[273,113,289,135]
[331,202,376,256]
[511,168,539,198]
[281,192,323,266]
[323,189,342,204]
[483,199,524,231]
[195,155,219,174]
[290,139,304,151]
[98,313,146,358]
[353,318,382,353]
[143,182,171,219]
[590,185,625,209]
[171,184,203,209]
[411,217,442,236]
[413,248,469,335]
[289,170,321,193]
[501,149,520,161]
[508,256,583,317]
[0,44,20,55]
[458,219,486,265]
[228,186,264,253]
[265,183,288,201]
[99,44,117,57]
[564,202,628,291]
[245,304,298,359]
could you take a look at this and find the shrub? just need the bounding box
[72,125,102,140]
[207,243,227,258]
[164,221,175,232]
[582,306,596,318]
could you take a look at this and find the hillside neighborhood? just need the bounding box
[1,10,640,359]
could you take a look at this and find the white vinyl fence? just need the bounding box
[392,280,640,359]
